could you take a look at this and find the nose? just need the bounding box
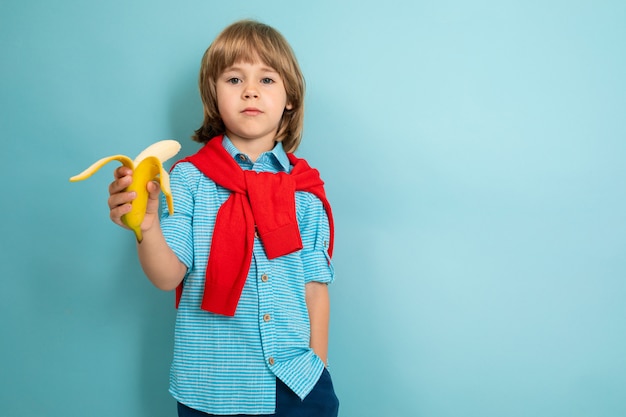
[243,85,259,99]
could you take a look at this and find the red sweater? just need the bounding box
[175,136,334,316]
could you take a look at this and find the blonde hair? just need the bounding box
[193,20,306,153]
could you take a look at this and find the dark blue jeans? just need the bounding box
[177,368,339,417]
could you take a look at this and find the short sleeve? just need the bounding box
[160,163,194,271]
[297,192,334,284]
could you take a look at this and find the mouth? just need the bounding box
[241,107,262,116]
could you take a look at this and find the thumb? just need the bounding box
[145,180,161,214]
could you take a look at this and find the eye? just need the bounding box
[261,77,275,85]
[227,77,241,85]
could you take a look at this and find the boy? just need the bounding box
[108,20,339,417]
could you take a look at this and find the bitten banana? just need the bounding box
[69,140,182,242]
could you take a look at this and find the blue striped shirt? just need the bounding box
[160,136,334,415]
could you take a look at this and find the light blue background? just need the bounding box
[1,1,625,416]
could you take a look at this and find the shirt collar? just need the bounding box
[221,136,291,172]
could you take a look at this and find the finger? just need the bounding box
[108,173,133,195]
[108,190,136,210]
[109,202,132,227]
[114,165,133,179]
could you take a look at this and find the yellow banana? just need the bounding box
[69,139,182,242]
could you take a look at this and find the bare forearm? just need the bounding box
[306,281,330,366]
[137,223,186,291]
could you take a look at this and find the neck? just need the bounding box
[226,132,276,163]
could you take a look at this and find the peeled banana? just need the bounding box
[69,140,182,242]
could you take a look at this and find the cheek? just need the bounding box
[216,85,231,104]
[216,92,233,115]
[278,91,290,109]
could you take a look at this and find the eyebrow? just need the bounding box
[222,65,279,74]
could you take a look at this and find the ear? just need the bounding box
[285,102,293,111]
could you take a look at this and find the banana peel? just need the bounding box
[69,140,182,242]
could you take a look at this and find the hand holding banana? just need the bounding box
[69,140,182,242]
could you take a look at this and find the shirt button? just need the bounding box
[261,274,269,282]
[263,314,271,322]
[238,154,246,162]
[268,357,275,366]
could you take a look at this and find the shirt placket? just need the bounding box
[253,232,277,371]
[248,154,281,371]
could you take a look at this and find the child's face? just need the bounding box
[216,60,292,150]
